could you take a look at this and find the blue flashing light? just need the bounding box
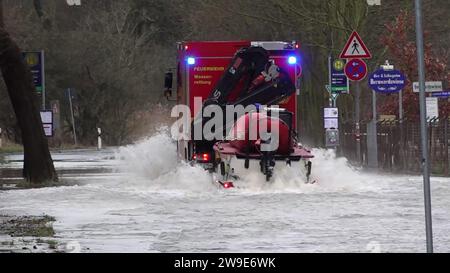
[187,57,196,65]
[288,56,297,65]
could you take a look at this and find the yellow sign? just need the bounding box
[25,53,39,67]
[333,59,345,71]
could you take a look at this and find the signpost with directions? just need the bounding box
[22,51,45,109]
[329,57,349,94]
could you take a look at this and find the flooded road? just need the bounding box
[1,131,450,252]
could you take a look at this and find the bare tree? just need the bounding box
[0,0,57,183]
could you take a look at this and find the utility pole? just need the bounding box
[415,0,433,253]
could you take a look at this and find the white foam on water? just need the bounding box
[115,128,216,194]
[115,129,385,195]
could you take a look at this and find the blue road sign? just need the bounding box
[22,51,44,94]
[368,69,406,93]
[344,58,367,81]
[431,91,450,98]
[329,58,349,94]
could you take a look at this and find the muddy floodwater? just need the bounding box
[1,131,450,252]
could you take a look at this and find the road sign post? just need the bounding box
[415,0,433,253]
[340,31,372,166]
[41,50,45,110]
[355,81,361,163]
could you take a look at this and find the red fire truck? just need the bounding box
[165,41,313,187]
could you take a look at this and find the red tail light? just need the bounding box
[202,153,210,161]
[194,153,210,162]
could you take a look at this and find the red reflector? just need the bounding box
[223,182,234,189]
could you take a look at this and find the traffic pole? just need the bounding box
[367,87,378,169]
[355,81,361,164]
[328,56,333,107]
[41,50,46,110]
[414,0,433,253]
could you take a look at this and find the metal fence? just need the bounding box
[339,118,450,176]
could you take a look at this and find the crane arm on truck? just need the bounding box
[203,46,296,108]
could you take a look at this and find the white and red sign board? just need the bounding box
[340,31,372,59]
[345,59,368,81]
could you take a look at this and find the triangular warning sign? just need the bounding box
[339,31,372,59]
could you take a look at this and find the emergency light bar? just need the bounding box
[187,57,195,65]
[288,56,297,64]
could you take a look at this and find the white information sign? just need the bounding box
[324,118,339,129]
[40,111,53,124]
[413,81,443,93]
[426,97,439,119]
[324,108,339,118]
[43,124,53,137]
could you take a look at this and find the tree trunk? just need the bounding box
[0,28,58,183]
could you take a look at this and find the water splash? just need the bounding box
[115,129,384,194]
[115,128,215,192]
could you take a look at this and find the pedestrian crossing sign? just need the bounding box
[339,31,372,59]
